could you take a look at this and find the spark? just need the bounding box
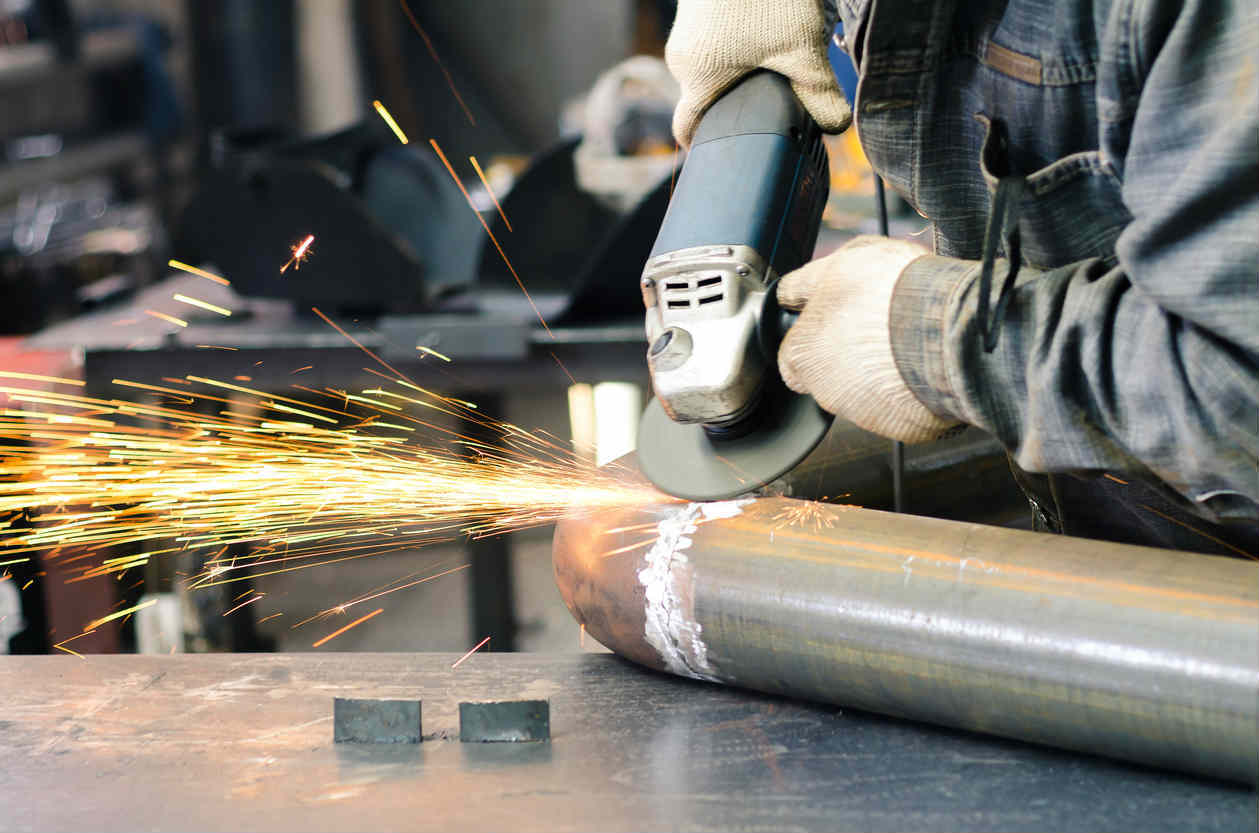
[85,598,157,631]
[173,293,232,317]
[144,309,188,328]
[281,234,315,273]
[53,630,96,659]
[550,352,577,385]
[258,612,284,624]
[168,259,230,286]
[0,370,667,602]
[469,155,512,232]
[1103,473,1129,485]
[312,607,383,648]
[415,345,451,362]
[372,100,409,144]
[429,139,553,337]
[223,593,265,617]
[451,635,491,669]
[1138,503,1255,560]
[311,306,412,383]
[772,500,839,532]
[0,371,83,387]
[292,365,313,374]
[397,0,475,125]
[195,345,238,351]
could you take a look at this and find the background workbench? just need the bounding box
[0,653,1252,832]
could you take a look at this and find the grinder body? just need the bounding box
[638,71,833,500]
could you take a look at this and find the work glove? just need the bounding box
[777,236,963,443]
[665,0,852,148]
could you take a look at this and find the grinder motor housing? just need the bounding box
[641,71,830,431]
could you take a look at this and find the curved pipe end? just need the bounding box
[553,506,665,673]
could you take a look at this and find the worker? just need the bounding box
[665,0,1259,556]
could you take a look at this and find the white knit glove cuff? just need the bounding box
[666,0,852,147]
[778,237,962,444]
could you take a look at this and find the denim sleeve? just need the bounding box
[888,0,1259,522]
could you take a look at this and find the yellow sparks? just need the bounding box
[0,371,84,387]
[195,344,238,351]
[312,607,383,648]
[173,293,232,317]
[281,234,316,274]
[451,635,491,669]
[144,309,188,328]
[85,598,158,631]
[168,259,230,286]
[415,345,451,362]
[0,370,667,600]
[469,155,512,232]
[372,100,409,144]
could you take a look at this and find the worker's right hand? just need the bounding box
[666,0,852,148]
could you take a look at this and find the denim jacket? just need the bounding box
[835,0,1259,543]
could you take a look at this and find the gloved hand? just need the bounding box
[665,0,852,148]
[777,236,963,443]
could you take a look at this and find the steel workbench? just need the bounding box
[0,652,1252,831]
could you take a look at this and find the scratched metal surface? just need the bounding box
[0,653,1252,832]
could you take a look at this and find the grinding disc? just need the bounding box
[637,393,832,501]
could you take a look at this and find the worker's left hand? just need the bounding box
[777,236,963,443]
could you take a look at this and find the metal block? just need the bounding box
[333,698,422,744]
[459,699,550,742]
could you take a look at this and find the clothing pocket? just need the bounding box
[976,114,1132,271]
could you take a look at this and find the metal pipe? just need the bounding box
[553,498,1259,784]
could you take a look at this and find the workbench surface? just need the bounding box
[0,653,1251,832]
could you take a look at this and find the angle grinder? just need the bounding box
[637,71,833,500]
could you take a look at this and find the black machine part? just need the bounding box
[637,71,833,500]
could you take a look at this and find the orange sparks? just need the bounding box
[52,630,96,660]
[168,259,230,286]
[312,306,412,384]
[550,351,577,385]
[281,234,316,273]
[195,344,238,351]
[398,0,475,125]
[312,607,383,648]
[173,293,231,317]
[292,365,313,374]
[144,309,188,328]
[429,139,552,337]
[372,100,409,144]
[469,155,512,232]
[451,635,491,669]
